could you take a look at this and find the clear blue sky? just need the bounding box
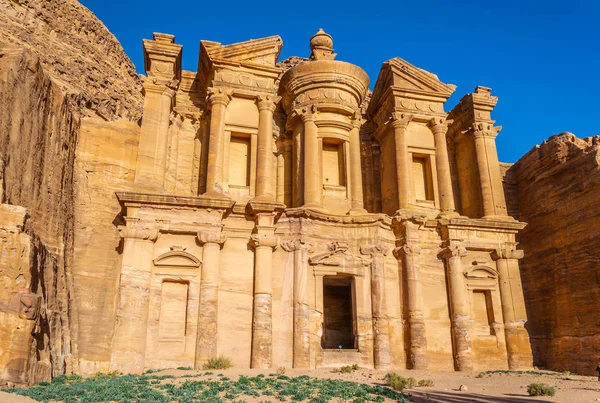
[81,0,598,163]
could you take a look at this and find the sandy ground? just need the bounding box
[1,368,599,402]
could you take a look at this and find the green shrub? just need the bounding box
[417,379,434,387]
[384,373,416,391]
[527,383,556,397]
[202,355,233,370]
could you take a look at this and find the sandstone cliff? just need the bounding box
[0,0,143,120]
[506,133,600,375]
[0,0,143,385]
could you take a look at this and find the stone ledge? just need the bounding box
[116,192,235,210]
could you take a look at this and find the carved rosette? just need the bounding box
[250,234,279,250]
[118,226,160,242]
[197,230,228,246]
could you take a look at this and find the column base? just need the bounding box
[348,208,368,216]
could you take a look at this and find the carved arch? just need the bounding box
[153,250,201,268]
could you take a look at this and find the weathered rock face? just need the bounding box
[0,0,143,385]
[0,0,143,121]
[505,133,600,375]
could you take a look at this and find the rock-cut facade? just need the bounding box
[0,27,536,382]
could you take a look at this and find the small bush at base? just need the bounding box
[417,379,434,387]
[276,367,286,376]
[339,364,360,373]
[527,383,556,397]
[385,373,417,391]
[202,355,233,370]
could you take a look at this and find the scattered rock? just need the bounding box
[459,384,468,392]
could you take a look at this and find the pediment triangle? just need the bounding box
[201,36,283,67]
[388,57,456,96]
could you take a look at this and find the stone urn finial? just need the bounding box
[310,28,336,60]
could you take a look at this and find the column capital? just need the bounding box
[143,80,177,97]
[427,117,451,133]
[470,123,501,139]
[393,244,421,259]
[351,117,363,129]
[197,229,228,245]
[360,244,389,257]
[491,247,524,261]
[281,237,315,253]
[207,87,233,107]
[118,226,160,242]
[390,112,413,129]
[256,94,280,112]
[296,105,318,123]
[250,233,279,250]
[440,243,467,259]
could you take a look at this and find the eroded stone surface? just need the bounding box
[505,133,600,375]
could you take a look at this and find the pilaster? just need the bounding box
[135,33,182,188]
[195,228,227,367]
[254,95,280,201]
[281,237,315,368]
[361,244,391,370]
[349,117,367,214]
[391,113,413,212]
[492,245,533,369]
[298,107,322,209]
[110,225,159,373]
[428,117,456,214]
[204,87,233,196]
[441,241,473,372]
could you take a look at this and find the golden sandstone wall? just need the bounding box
[0,0,595,385]
[504,133,600,376]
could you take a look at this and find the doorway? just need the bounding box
[321,275,356,349]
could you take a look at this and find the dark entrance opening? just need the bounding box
[321,275,356,349]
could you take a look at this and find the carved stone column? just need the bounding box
[428,118,456,213]
[442,242,473,371]
[255,95,280,200]
[349,118,367,214]
[391,113,413,211]
[300,108,322,209]
[195,229,227,367]
[249,233,279,368]
[395,242,428,369]
[110,226,159,373]
[492,246,533,369]
[472,125,507,217]
[361,244,391,370]
[204,88,232,196]
[282,238,315,368]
